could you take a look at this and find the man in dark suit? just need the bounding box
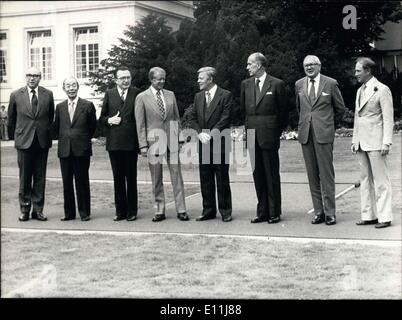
[187,67,233,222]
[8,67,55,221]
[52,77,97,221]
[99,66,141,221]
[240,52,288,224]
[295,55,345,226]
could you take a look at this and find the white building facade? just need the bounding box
[0,1,194,110]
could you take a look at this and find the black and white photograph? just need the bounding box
[0,0,401,309]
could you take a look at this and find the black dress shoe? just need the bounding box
[311,214,325,224]
[196,214,216,221]
[127,215,137,221]
[222,216,232,222]
[31,212,47,221]
[375,221,391,229]
[61,217,75,221]
[152,214,166,222]
[268,216,280,224]
[177,212,189,221]
[19,213,29,222]
[325,215,336,225]
[81,216,90,221]
[113,215,126,221]
[250,217,268,223]
[356,219,378,226]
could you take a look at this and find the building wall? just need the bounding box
[0,1,194,112]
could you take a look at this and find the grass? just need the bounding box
[1,231,400,299]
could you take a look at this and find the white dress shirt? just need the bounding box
[27,86,39,106]
[117,87,128,101]
[308,73,320,97]
[68,96,79,120]
[255,72,267,91]
[205,84,217,102]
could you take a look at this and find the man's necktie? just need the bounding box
[69,101,75,122]
[206,91,211,107]
[309,79,316,103]
[359,84,366,106]
[120,90,125,102]
[255,78,261,101]
[156,90,165,117]
[31,89,38,115]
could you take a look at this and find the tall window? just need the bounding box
[0,32,7,83]
[74,26,99,79]
[28,30,53,80]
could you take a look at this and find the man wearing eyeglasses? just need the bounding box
[295,55,346,226]
[7,67,55,222]
[99,66,141,221]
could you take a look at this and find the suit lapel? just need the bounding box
[256,75,272,107]
[311,77,326,107]
[205,87,221,123]
[359,79,377,111]
[71,98,84,126]
[162,89,169,121]
[22,87,35,118]
[196,92,206,126]
[37,86,47,117]
[145,88,164,119]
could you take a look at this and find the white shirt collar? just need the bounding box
[68,96,79,106]
[364,76,376,90]
[205,84,217,101]
[150,85,164,97]
[27,86,38,95]
[255,72,267,86]
[117,86,128,98]
[309,73,320,85]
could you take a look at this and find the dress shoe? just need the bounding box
[325,215,336,225]
[311,214,325,224]
[31,212,47,221]
[356,219,378,226]
[375,221,391,229]
[61,217,75,221]
[177,212,189,221]
[222,216,232,222]
[81,216,90,221]
[196,214,216,221]
[152,214,166,222]
[113,215,126,221]
[126,215,137,221]
[268,216,280,224]
[18,213,29,222]
[250,217,268,223]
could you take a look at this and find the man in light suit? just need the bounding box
[8,67,55,221]
[187,67,233,222]
[352,57,394,229]
[135,67,189,222]
[99,66,141,221]
[240,52,289,224]
[52,77,97,221]
[295,55,345,226]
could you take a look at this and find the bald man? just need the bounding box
[51,77,97,221]
[8,67,55,221]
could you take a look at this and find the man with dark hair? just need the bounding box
[99,66,141,221]
[352,57,394,229]
[8,67,55,221]
[241,52,289,224]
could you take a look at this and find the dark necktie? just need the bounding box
[120,90,125,102]
[309,79,316,103]
[31,89,38,115]
[255,78,261,101]
[156,90,165,117]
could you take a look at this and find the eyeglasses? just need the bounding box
[117,76,131,80]
[303,63,319,68]
[26,74,41,78]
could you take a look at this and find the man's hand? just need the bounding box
[140,147,148,157]
[381,144,390,156]
[108,111,121,126]
[198,132,211,144]
[351,143,359,154]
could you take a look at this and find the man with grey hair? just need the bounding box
[241,52,289,224]
[8,67,55,221]
[51,77,97,221]
[295,55,345,225]
[187,66,233,222]
[135,67,189,222]
[352,57,394,228]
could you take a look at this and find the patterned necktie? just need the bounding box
[309,79,316,103]
[206,91,211,107]
[69,101,75,122]
[156,90,165,117]
[120,90,125,102]
[31,89,38,115]
[255,78,261,101]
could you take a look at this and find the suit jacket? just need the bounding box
[352,77,394,151]
[135,87,181,155]
[240,74,288,149]
[52,97,97,158]
[188,86,233,154]
[295,74,345,144]
[99,86,140,152]
[7,86,54,149]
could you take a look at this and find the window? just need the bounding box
[74,26,99,79]
[0,32,7,83]
[28,30,53,80]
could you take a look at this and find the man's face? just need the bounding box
[246,56,260,77]
[197,72,212,91]
[116,70,131,91]
[25,68,41,89]
[63,78,79,100]
[150,71,166,91]
[303,58,321,79]
[354,62,370,84]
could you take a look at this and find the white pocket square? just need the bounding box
[266,91,273,95]
[322,92,329,96]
